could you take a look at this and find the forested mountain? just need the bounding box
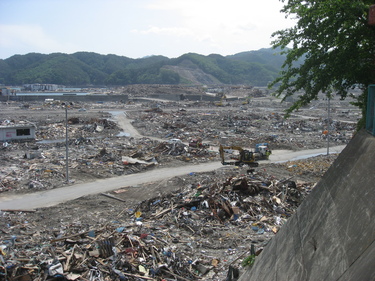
[0,48,294,87]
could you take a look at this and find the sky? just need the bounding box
[0,0,296,60]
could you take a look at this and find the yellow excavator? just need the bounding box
[214,94,227,106]
[219,145,259,167]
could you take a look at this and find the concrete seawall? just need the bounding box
[239,129,375,280]
[0,94,129,103]
[1,93,235,103]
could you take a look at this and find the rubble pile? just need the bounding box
[275,154,338,179]
[0,92,358,195]
[0,168,316,281]
[0,142,67,193]
[129,106,356,151]
[37,116,119,141]
[0,89,358,280]
[153,141,215,160]
[0,134,217,194]
[121,84,205,97]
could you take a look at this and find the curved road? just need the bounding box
[0,110,346,210]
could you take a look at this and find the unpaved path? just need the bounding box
[268,145,346,162]
[111,110,346,159]
[0,145,346,210]
[0,161,223,210]
[110,111,143,138]
[111,110,166,141]
[0,110,346,210]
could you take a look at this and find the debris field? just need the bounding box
[1,163,328,280]
[0,87,359,280]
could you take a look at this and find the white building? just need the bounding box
[23,84,58,91]
[0,124,36,142]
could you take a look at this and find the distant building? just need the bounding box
[0,124,36,142]
[0,88,17,96]
[23,84,58,91]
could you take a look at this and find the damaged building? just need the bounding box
[0,123,36,142]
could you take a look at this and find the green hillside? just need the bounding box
[0,48,292,87]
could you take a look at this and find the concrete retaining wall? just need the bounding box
[239,129,375,281]
[131,94,236,102]
[1,95,129,103]
[1,93,239,103]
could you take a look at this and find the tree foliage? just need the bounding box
[270,0,375,124]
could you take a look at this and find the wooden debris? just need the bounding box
[100,192,126,202]
[0,169,316,280]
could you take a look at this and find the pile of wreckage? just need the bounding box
[0,118,216,193]
[0,169,315,280]
[130,106,356,151]
[0,140,216,193]
[37,116,119,141]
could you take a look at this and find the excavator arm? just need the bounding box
[219,145,259,167]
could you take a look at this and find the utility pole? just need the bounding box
[327,95,330,155]
[64,104,69,183]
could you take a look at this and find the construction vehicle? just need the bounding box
[219,145,259,167]
[254,143,272,160]
[242,97,250,105]
[214,94,227,107]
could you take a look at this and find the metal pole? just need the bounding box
[65,106,69,183]
[327,95,330,155]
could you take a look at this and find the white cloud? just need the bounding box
[132,26,192,36]
[0,0,296,59]
[139,0,293,55]
[0,24,77,56]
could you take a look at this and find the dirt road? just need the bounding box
[268,145,346,162]
[109,111,143,138]
[0,145,346,210]
[0,161,222,210]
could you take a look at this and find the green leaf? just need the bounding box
[270,0,375,128]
